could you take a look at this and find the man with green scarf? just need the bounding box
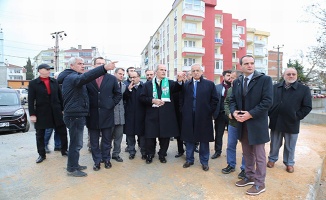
[140,64,185,164]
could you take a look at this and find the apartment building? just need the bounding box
[33,45,100,77]
[141,0,269,83]
[6,63,26,80]
[268,50,284,81]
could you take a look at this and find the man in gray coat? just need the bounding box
[230,55,273,196]
[267,68,312,173]
[111,68,126,162]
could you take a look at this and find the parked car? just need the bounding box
[15,88,28,104]
[0,88,30,133]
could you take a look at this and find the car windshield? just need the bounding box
[0,92,20,106]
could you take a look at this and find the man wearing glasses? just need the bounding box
[267,68,312,173]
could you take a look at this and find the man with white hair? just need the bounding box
[267,67,312,173]
[57,57,117,177]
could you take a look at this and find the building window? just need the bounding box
[215,60,223,70]
[237,26,245,34]
[184,58,196,66]
[184,40,196,47]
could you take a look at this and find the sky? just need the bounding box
[0,0,321,69]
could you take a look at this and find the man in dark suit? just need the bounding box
[180,63,218,171]
[28,64,68,163]
[86,57,122,171]
[267,68,312,173]
[140,64,184,164]
[212,70,232,159]
[230,55,273,196]
[123,71,146,160]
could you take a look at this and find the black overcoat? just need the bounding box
[139,79,182,138]
[86,74,122,129]
[123,82,146,136]
[180,77,218,143]
[28,77,65,129]
[268,81,312,133]
[229,71,273,145]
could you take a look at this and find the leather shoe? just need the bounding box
[105,161,112,169]
[211,152,220,159]
[146,156,153,164]
[267,161,275,168]
[93,163,100,171]
[202,165,209,171]
[36,156,46,163]
[61,151,68,156]
[112,156,123,162]
[286,165,294,173]
[129,154,135,160]
[183,162,194,168]
[141,155,147,160]
[175,152,184,158]
[221,165,235,174]
[159,156,167,163]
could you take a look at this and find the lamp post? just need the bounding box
[50,31,67,72]
[273,44,284,81]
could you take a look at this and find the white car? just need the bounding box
[15,89,28,104]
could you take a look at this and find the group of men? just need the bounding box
[29,55,312,196]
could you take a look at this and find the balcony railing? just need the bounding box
[215,38,223,46]
[182,28,205,39]
[214,68,223,75]
[215,22,223,30]
[215,54,223,60]
[254,40,266,46]
[182,47,205,55]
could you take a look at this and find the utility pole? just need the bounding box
[273,44,284,81]
[50,31,67,72]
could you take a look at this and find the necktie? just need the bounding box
[243,77,249,96]
[193,80,198,98]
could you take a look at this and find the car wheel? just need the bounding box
[23,121,30,133]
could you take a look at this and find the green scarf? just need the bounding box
[152,77,170,102]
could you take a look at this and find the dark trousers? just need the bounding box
[36,124,68,156]
[175,136,185,154]
[214,113,228,154]
[36,129,46,157]
[146,137,170,157]
[89,127,113,164]
[126,135,146,156]
[185,142,210,165]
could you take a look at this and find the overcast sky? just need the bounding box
[0,0,321,68]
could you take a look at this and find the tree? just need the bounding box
[25,57,34,80]
[286,59,310,84]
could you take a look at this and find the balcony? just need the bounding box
[254,51,267,58]
[215,54,223,60]
[246,49,253,55]
[232,58,239,63]
[214,68,223,75]
[247,37,253,44]
[215,38,223,46]
[182,7,205,22]
[182,65,192,71]
[232,43,239,50]
[254,40,266,46]
[215,22,223,31]
[182,28,205,39]
[182,47,205,57]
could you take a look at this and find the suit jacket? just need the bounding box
[213,83,224,119]
[268,81,312,133]
[86,73,122,129]
[180,76,218,143]
[28,77,65,129]
[229,70,273,145]
[140,79,182,138]
[114,81,126,125]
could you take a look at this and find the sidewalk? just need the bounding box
[0,123,325,200]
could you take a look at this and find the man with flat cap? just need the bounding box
[28,64,68,163]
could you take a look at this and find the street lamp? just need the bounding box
[273,44,284,82]
[50,31,67,72]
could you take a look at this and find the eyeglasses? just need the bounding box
[286,73,297,76]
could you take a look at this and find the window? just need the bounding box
[185,23,197,32]
[184,40,196,47]
[237,26,245,34]
[215,60,223,70]
[184,58,196,66]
